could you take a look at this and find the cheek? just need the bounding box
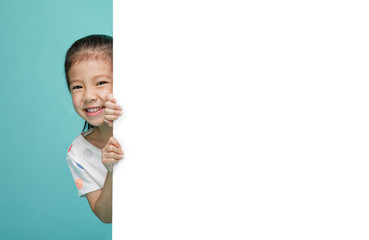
[71,94,82,110]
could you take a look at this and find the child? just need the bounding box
[65,34,122,223]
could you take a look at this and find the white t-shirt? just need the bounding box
[66,128,107,197]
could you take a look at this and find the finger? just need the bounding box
[103,155,123,165]
[105,114,120,121]
[108,136,122,150]
[102,154,123,162]
[105,101,122,110]
[105,145,122,154]
[103,156,115,163]
[105,152,124,160]
[104,108,122,116]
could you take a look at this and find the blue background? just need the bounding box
[0,0,112,239]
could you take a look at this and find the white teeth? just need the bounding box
[86,107,101,113]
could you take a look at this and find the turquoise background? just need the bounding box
[0,0,112,239]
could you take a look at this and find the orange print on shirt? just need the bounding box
[75,178,83,190]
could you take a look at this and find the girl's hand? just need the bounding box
[104,93,122,127]
[102,136,124,173]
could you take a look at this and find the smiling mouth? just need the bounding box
[86,107,103,112]
[84,107,104,116]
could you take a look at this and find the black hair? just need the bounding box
[64,34,113,132]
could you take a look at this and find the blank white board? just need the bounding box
[113,1,369,239]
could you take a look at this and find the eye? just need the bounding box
[97,81,108,86]
[71,85,82,90]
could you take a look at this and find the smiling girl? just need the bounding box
[65,35,122,223]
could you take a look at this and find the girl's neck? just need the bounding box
[95,122,113,143]
[85,122,113,149]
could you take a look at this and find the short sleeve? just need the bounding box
[66,144,102,197]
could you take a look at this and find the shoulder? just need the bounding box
[66,133,91,160]
[66,132,101,164]
[66,135,83,164]
[67,128,97,156]
[67,134,84,153]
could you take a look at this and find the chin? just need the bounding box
[87,120,104,127]
[77,111,105,128]
[82,116,104,127]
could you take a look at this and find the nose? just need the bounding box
[83,86,97,103]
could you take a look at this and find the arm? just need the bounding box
[86,172,113,223]
[87,136,122,223]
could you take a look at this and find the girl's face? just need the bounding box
[68,59,113,127]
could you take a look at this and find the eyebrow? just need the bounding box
[93,74,112,80]
[69,80,82,85]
